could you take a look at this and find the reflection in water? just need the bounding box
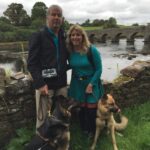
[122,38,150,53]
[119,38,144,52]
[134,38,144,51]
[126,42,136,52]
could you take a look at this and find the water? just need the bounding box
[0,39,150,82]
[0,63,15,73]
[67,38,150,83]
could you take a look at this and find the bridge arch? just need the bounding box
[111,33,126,43]
[87,25,150,45]
[100,34,108,43]
[127,32,138,43]
[89,33,95,43]
[127,32,144,44]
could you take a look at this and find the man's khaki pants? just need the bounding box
[35,86,67,131]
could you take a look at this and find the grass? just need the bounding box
[6,101,150,150]
[83,26,103,31]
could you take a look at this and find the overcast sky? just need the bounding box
[0,0,150,25]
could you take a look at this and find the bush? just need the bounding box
[31,19,45,30]
[15,29,34,41]
[2,32,17,42]
[0,32,4,41]
[0,29,35,42]
[0,21,15,32]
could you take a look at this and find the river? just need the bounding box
[0,39,150,83]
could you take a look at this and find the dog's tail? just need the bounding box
[114,115,128,131]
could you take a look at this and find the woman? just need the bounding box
[67,24,103,135]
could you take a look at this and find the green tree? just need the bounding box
[82,19,91,26]
[91,19,105,26]
[92,19,100,26]
[62,18,70,31]
[107,17,117,28]
[132,23,139,26]
[3,3,29,26]
[99,19,105,26]
[20,14,31,26]
[31,2,47,21]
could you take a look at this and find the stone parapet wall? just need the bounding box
[0,60,150,148]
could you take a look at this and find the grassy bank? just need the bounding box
[6,101,150,150]
[83,26,103,31]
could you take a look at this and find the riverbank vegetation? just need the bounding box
[6,101,150,150]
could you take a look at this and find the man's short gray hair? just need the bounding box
[46,5,63,17]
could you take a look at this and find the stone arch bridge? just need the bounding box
[87,25,150,44]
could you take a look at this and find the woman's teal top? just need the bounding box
[68,45,103,103]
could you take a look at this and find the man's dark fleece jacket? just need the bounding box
[27,27,68,90]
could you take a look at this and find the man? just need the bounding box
[27,5,68,130]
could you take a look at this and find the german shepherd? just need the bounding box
[91,94,128,150]
[25,95,79,150]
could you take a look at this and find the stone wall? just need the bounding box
[103,60,150,107]
[0,74,35,148]
[0,60,150,148]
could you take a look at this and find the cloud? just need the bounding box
[0,0,149,25]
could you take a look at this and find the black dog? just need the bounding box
[25,95,79,150]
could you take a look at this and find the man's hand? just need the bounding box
[85,83,93,93]
[39,85,48,95]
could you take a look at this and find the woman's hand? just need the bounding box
[85,83,93,93]
[39,85,48,95]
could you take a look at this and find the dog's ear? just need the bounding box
[101,93,108,104]
[102,93,107,100]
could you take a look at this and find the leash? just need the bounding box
[37,142,49,150]
[37,95,44,121]
[37,94,52,121]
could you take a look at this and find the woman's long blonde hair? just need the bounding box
[66,24,91,53]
